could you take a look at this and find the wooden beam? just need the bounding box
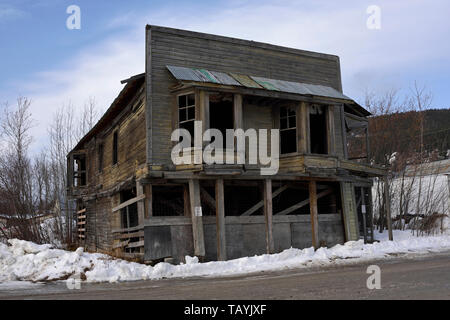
[384,176,393,241]
[215,179,227,261]
[241,185,289,216]
[309,181,319,249]
[361,187,368,243]
[263,179,274,254]
[189,179,206,257]
[112,194,146,213]
[145,184,153,218]
[275,189,333,215]
[234,93,243,130]
[136,181,145,225]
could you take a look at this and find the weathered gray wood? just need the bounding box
[276,189,333,215]
[234,94,243,130]
[263,179,275,254]
[136,181,145,225]
[111,194,146,213]
[360,187,368,243]
[309,181,319,249]
[189,179,206,257]
[384,176,393,241]
[241,185,288,216]
[215,179,227,261]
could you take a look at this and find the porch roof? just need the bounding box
[167,65,370,116]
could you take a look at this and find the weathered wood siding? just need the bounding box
[146,25,344,166]
[86,90,146,191]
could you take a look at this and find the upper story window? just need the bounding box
[280,106,297,154]
[73,153,86,186]
[309,104,328,154]
[112,131,118,165]
[178,93,195,145]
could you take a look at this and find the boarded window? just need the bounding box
[178,93,195,146]
[112,131,118,165]
[280,106,297,154]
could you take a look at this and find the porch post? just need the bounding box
[189,179,205,257]
[215,179,227,261]
[309,180,319,249]
[263,179,275,254]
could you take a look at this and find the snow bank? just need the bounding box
[1,231,450,284]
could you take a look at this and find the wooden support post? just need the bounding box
[327,105,335,155]
[309,181,319,249]
[189,179,205,257]
[384,176,393,241]
[234,94,243,129]
[136,180,145,225]
[263,179,275,254]
[215,179,227,261]
[360,187,368,243]
[365,125,370,163]
[145,184,153,218]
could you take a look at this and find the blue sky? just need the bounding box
[1,0,449,151]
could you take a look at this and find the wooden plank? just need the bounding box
[361,187,368,243]
[113,240,129,249]
[263,179,274,254]
[276,189,333,215]
[241,185,289,216]
[309,181,319,249]
[77,208,86,214]
[112,194,146,213]
[77,221,86,225]
[126,240,145,248]
[136,181,145,226]
[234,93,243,130]
[189,179,206,257]
[78,215,86,219]
[114,231,144,239]
[111,225,143,233]
[215,179,227,261]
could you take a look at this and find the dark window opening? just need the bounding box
[73,154,86,186]
[98,143,104,173]
[224,182,263,216]
[120,188,138,228]
[309,105,328,154]
[112,131,118,165]
[280,106,297,154]
[209,93,234,149]
[153,185,185,216]
[178,94,196,146]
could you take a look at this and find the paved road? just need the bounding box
[1,251,450,300]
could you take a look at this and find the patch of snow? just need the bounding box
[1,232,450,285]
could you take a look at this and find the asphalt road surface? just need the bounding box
[1,251,450,300]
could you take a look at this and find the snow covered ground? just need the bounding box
[1,230,450,287]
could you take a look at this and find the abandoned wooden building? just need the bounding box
[67,25,387,262]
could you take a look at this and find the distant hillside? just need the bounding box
[366,108,450,165]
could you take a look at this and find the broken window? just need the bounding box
[209,93,234,149]
[309,104,328,154]
[112,131,118,165]
[73,153,86,186]
[178,93,195,146]
[120,188,139,229]
[280,106,297,154]
[98,143,104,173]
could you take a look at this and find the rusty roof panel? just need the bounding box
[167,65,353,102]
[209,71,242,86]
[229,73,263,88]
